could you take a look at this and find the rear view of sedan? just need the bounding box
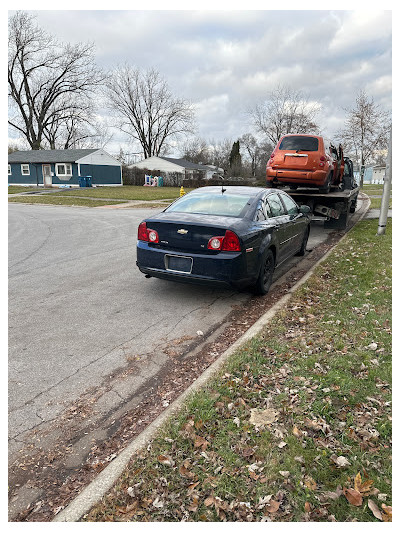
[136,186,311,294]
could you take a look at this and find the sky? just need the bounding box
[7,3,393,159]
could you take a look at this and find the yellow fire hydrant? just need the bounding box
[180,186,185,197]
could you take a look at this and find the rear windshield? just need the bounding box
[165,192,252,217]
[279,136,319,151]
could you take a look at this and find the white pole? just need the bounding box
[377,127,392,236]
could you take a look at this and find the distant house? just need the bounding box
[130,156,222,181]
[363,165,386,185]
[8,149,122,187]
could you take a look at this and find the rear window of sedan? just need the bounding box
[165,192,253,217]
[279,136,319,151]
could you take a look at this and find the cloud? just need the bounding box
[9,9,392,155]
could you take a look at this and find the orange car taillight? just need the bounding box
[138,222,159,243]
[207,230,241,252]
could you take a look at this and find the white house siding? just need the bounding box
[76,150,121,166]
[131,157,185,174]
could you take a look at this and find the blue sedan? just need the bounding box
[136,186,311,294]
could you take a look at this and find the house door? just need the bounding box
[43,165,52,186]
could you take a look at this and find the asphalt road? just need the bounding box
[8,204,336,467]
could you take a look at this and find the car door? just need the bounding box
[279,192,306,252]
[265,192,291,264]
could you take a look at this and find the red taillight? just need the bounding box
[138,222,148,241]
[222,230,241,251]
[138,222,159,243]
[207,230,241,252]
[320,156,326,162]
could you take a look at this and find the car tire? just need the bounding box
[254,249,275,295]
[319,172,332,194]
[296,226,310,256]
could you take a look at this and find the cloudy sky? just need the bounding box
[8,4,392,158]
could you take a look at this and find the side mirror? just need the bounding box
[299,205,312,215]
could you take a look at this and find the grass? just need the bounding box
[8,186,43,194]
[83,219,392,523]
[54,186,193,201]
[368,197,392,210]
[8,195,127,207]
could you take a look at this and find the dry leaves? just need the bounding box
[343,488,363,507]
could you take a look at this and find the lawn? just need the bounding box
[8,195,126,207]
[54,186,194,201]
[8,186,43,194]
[84,219,392,523]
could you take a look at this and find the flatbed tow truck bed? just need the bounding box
[283,186,360,229]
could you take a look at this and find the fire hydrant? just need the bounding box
[180,186,185,197]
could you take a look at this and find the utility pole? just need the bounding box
[377,127,392,236]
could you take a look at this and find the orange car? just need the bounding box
[266,134,344,193]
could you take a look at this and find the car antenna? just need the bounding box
[220,176,226,194]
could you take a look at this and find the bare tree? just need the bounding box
[250,84,320,145]
[180,137,211,164]
[335,90,391,186]
[8,11,104,150]
[106,65,195,158]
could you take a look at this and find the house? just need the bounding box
[363,165,386,185]
[130,156,221,181]
[8,148,122,187]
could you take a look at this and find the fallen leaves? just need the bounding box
[249,408,278,426]
[343,488,363,506]
[330,454,351,468]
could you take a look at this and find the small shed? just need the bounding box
[8,148,122,187]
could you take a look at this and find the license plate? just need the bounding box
[165,255,193,273]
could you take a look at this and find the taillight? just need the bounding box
[222,230,241,251]
[138,222,148,241]
[207,230,241,252]
[138,222,159,243]
[208,236,224,250]
[319,156,326,167]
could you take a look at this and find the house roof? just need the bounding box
[8,149,99,164]
[158,157,211,171]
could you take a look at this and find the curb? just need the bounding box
[53,198,370,522]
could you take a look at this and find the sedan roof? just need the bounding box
[189,186,271,196]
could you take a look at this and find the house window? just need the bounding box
[8,165,11,175]
[55,163,72,176]
[21,164,30,176]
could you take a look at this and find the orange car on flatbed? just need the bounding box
[266,134,344,193]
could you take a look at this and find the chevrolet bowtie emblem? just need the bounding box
[177,229,188,234]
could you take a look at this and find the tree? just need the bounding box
[250,84,320,145]
[229,141,242,177]
[106,65,195,158]
[180,137,211,164]
[8,11,104,150]
[335,90,391,186]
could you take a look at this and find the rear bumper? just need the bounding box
[136,241,252,289]
[267,168,328,186]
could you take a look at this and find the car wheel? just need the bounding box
[319,172,332,194]
[254,249,275,295]
[296,226,310,256]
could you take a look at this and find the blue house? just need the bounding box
[8,148,122,187]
